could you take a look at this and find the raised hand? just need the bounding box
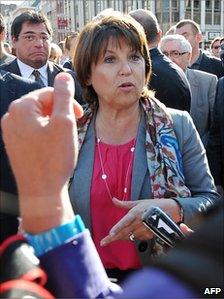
[1,72,83,233]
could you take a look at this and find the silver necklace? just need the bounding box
[96,132,135,201]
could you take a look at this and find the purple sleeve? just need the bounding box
[38,229,196,298]
[119,267,197,298]
[40,229,122,298]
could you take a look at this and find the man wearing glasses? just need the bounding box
[0,10,84,106]
[160,34,217,148]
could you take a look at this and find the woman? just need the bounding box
[69,14,219,282]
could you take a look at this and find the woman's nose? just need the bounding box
[119,61,132,76]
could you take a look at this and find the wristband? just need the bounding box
[24,215,85,256]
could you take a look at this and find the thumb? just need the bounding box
[112,197,139,210]
[179,223,193,236]
[52,72,75,117]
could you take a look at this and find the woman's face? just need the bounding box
[87,37,145,109]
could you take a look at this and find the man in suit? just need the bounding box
[207,74,224,196]
[160,34,217,148]
[0,10,85,106]
[129,9,191,112]
[175,19,224,79]
[0,69,41,242]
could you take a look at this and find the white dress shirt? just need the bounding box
[17,59,48,86]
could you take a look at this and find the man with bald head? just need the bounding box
[129,9,191,112]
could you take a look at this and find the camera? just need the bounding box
[142,206,185,248]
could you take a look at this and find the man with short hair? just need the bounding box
[0,13,15,65]
[160,34,217,147]
[0,10,85,105]
[129,9,191,112]
[175,19,223,79]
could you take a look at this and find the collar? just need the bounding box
[17,59,48,85]
[190,50,203,68]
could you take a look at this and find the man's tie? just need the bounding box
[32,70,45,87]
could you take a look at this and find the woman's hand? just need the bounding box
[100,197,181,246]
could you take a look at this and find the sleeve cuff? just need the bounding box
[24,215,85,256]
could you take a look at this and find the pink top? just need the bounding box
[91,138,141,270]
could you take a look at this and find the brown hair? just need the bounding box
[210,37,221,49]
[65,32,79,51]
[176,19,201,35]
[129,9,160,44]
[74,14,151,104]
[11,10,52,39]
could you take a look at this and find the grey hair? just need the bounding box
[160,34,192,53]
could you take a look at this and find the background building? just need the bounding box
[2,0,224,48]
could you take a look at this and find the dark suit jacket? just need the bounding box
[194,52,224,79]
[63,59,74,70]
[149,48,191,112]
[0,70,40,195]
[207,77,224,187]
[0,59,85,106]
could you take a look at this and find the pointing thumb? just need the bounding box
[52,72,75,117]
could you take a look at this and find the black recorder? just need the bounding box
[142,206,185,248]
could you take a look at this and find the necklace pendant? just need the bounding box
[102,174,107,180]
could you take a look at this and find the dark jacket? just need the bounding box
[193,52,224,79]
[63,59,74,70]
[0,59,85,106]
[207,77,224,187]
[0,70,40,195]
[149,48,191,112]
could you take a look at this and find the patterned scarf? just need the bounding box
[77,97,191,199]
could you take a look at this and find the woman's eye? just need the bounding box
[130,54,141,61]
[104,56,115,63]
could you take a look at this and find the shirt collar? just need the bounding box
[190,50,203,67]
[17,58,48,85]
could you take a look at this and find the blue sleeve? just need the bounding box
[119,268,197,298]
[39,229,122,298]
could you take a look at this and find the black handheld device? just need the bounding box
[142,206,185,248]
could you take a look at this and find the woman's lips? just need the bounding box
[119,82,135,91]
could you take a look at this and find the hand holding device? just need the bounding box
[142,206,185,248]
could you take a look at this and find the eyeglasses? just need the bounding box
[212,45,220,50]
[19,34,51,43]
[162,50,188,58]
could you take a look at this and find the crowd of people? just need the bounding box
[0,7,223,299]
